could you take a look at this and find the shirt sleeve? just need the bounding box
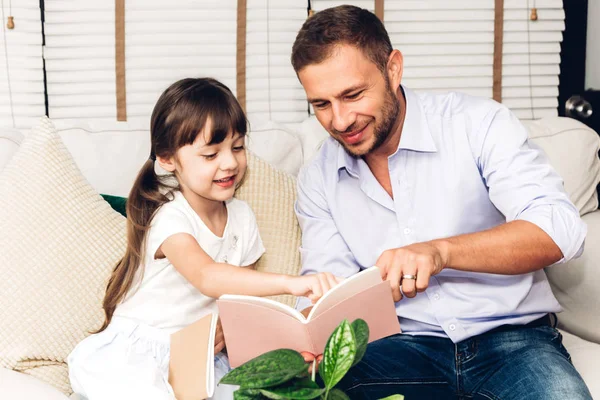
[240,201,266,267]
[295,163,361,310]
[474,105,587,263]
[145,203,195,262]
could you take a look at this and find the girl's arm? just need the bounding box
[160,233,338,300]
[242,262,257,270]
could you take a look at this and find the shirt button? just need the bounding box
[433,293,440,301]
[403,228,411,235]
[449,324,456,331]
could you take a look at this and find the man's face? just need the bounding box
[298,45,400,157]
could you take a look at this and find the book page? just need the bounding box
[169,312,217,400]
[217,300,315,367]
[219,294,306,322]
[307,281,401,353]
[308,266,382,320]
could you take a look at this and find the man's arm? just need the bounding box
[295,162,361,311]
[377,106,586,301]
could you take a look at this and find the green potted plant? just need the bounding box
[220,319,403,400]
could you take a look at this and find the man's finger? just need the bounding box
[386,265,402,302]
[375,252,391,279]
[416,264,430,293]
[401,269,418,298]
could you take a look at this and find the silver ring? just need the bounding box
[402,274,417,280]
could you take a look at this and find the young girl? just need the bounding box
[67,78,338,400]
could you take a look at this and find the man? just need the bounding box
[292,5,592,400]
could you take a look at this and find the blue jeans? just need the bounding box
[338,318,592,399]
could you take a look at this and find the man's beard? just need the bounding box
[337,79,400,158]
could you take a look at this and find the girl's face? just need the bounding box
[159,121,247,209]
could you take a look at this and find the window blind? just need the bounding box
[245,0,307,125]
[43,0,238,125]
[385,0,564,119]
[0,0,44,129]
[311,1,375,12]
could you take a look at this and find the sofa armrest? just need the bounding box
[546,210,600,344]
[0,368,70,400]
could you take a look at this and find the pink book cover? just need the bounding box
[217,266,401,368]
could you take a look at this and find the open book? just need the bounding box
[217,266,401,368]
[168,312,218,400]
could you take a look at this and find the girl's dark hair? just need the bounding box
[95,77,247,333]
[291,5,393,74]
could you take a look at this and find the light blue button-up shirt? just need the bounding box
[295,86,586,342]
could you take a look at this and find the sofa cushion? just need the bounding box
[234,152,302,307]
[559,330,600,399]
[0,367,70,400]
[246,120,304,177]
[523,117,600,216]
[546,210,600,344]
[0,117,128,394]
[298,115,329,164]
[54,119,150,198]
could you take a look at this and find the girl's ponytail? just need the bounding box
[94,159,172,333]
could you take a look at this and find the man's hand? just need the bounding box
[214,318,225,354]
[376,241,448,301]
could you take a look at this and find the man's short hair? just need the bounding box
[291,5,393,75]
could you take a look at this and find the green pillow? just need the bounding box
[101,194,127,217]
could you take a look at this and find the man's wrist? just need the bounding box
[431,238,451,269]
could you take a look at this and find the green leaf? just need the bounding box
[319,319,357,390]
[221,349,308,389]
[327,388,351,400]
[259,378,325,399]
[234,389,264,399]
[351,319,369,367]
[378,395,404,400]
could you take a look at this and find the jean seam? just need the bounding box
[476,389,501,400]
[455,343,463,397]
[345,379,449,392]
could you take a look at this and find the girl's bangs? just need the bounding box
[173,84,247,148]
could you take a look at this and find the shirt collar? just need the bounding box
[337,85,437,178]
[399,86,438,153]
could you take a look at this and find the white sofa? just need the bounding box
[1,115,599,398]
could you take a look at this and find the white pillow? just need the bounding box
[0,368,70,400]
[523,117,600,216]
[247,120,304,177]
[298,115,329,164]
[54,119,151,198]
[0,127,25,172]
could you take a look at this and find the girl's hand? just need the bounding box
[288,272,340,303]
[214,318,225,354]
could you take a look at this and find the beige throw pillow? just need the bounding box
[0,117,127,394]
[235,152,302,307]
